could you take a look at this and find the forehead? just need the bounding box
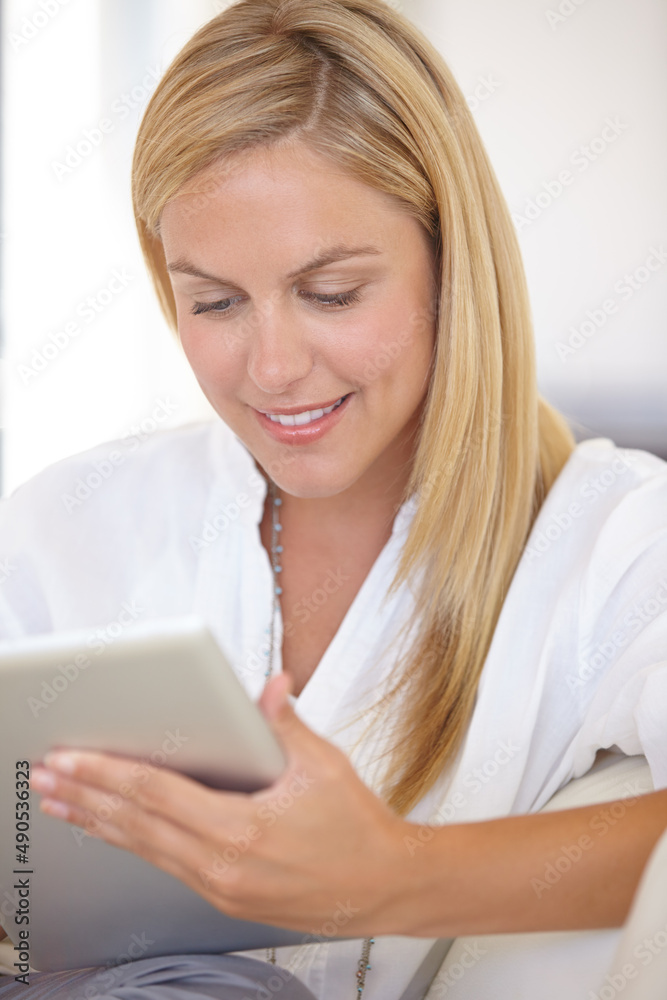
[160,141,415,244]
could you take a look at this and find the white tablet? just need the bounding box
[0,615,309,972]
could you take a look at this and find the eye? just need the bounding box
[191,296,243,317]
[300,289,362,308]
[189,287,362,318]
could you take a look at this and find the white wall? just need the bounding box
[1,0,225,497]
[2,0,665,499]
[411,0,667,454]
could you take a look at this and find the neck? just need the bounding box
[254,412,420,529]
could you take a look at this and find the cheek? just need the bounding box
[351,303,434,391]
[178,317,243,389]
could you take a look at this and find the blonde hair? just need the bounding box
[132,0,575,815]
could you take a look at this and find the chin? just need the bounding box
[269,465,360,500]
[272,478,350,500]
[223,411,367,499]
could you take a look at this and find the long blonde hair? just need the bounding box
[132,0,575,815]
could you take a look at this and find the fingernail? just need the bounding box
[43,752,77,774]
[30,768,56,793]
[40,799,70,819]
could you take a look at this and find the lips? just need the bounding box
[264,395,348,426]
[257,394,349,417]
[253,391,353,444]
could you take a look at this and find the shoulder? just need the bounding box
[511,437,667,700]
[520,437,667,700]
[555,435,665,498]
[477,440,667,805]
[0,418,247,546]
[525,437,667,570]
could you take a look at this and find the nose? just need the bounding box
[245,298,314,395]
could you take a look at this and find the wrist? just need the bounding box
[366,815,456,937]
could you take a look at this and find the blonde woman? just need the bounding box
[1,0,666,997]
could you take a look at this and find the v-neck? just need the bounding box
[263,494,418,733]
[193,420,419,737]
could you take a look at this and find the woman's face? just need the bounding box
[160,141,438,500]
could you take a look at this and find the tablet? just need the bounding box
[0,615,309,972]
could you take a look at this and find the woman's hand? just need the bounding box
[29,674,415,938]
[27,682,667,940]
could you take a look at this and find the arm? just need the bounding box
[400,786,667,937]
[29,675,667,938]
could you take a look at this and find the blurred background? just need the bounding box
[0,0,665,497]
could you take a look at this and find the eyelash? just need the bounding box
[190,288,362,317]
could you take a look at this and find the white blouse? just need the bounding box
[1,417,666,999]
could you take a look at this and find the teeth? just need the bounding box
[267,395,346,426]
[294,408,320,425]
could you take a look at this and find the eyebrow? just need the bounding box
[166,243,383,283]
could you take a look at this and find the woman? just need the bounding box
[1,0,666,996]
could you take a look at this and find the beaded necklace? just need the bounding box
[263,477,374,996]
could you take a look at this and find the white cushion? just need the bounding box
[425,752,656,1000]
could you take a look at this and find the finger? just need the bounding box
[32,766,181,845]
[36,751,251,836]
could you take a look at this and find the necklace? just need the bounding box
[263,476,375,996]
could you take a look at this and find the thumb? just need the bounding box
[258,671,293,723]
[258,673,322,759]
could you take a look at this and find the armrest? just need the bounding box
[424,751,656,1000]
[539,750,654,813]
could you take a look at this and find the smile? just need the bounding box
[254,392,354,445]
[264,395,349,426]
